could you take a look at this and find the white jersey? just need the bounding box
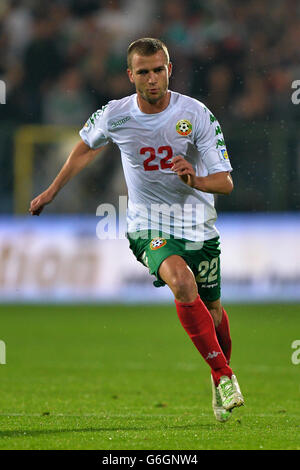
[79,91,232,242]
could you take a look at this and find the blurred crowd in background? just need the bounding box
[1,0,300,125]
[0,0,299,214]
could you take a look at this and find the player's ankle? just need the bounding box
[213,367,233,386]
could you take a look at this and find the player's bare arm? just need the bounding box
[29,140,105,216]
[171,155,233,195]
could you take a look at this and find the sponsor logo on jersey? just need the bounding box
[176,119,192,136]
[220,149,229,160]
[150,237,167,250]
[111,116,131,128]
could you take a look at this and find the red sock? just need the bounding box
[216,308,232,364]
[175,295,232,385]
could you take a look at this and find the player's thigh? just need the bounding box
[128,232,197,300]
[158,254,198,301]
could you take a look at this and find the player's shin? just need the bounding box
[216,307,232,364]
[175,295,232,385]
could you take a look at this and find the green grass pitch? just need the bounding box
[0,303,299,450]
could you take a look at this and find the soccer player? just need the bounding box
[29,38,244,422]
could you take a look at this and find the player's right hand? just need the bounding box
[29,190,53,216]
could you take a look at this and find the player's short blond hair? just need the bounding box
[127,38,170,69]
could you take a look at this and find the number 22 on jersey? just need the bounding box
[140,146,173,171]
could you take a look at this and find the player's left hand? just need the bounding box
[171,156,196,187]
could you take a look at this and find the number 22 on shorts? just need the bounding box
[196,257,218,284]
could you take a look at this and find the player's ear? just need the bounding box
[127,68,134,84]
[168,62,172,78]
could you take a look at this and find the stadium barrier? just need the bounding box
[0,213,299,303]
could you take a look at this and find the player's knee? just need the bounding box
[168,272,197,302]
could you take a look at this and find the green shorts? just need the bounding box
[127,230,221,302]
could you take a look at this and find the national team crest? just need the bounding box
[150,237,167,250]
[176,119,192,136]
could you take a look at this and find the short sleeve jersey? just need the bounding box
[79,91,232,242]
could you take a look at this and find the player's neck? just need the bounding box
[137,91,171,114]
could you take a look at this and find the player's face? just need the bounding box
[127,51,172,105]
